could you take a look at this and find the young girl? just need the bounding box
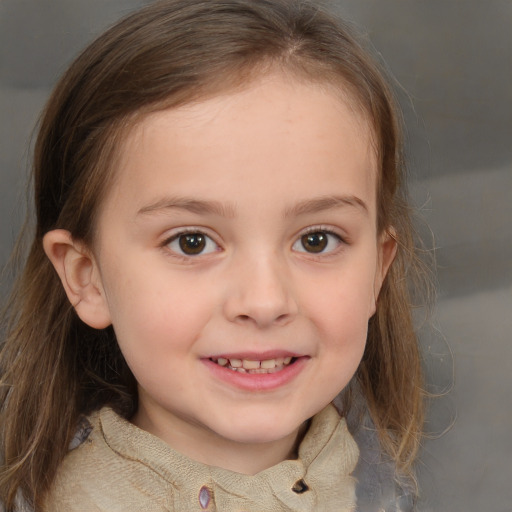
[0,0,427,510]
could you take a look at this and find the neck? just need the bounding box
[132,406,309,475]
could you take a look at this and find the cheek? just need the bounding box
[101,261,217,359]
[319,296,370,358]
[310,286,370,391]
[299,259,376,358]
[305,261,377,326]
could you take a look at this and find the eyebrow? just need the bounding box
[283,195,369,217]
[137,194,368,218]
[137,196,236,217]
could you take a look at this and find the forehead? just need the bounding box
[106,74,378,218]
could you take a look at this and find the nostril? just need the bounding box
[235,312,291,325]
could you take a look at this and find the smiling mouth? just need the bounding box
[209,356,296,374]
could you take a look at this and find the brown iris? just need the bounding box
[178,233,206,254]
[301,231,328,253]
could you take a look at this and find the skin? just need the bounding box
[44,73,396,475]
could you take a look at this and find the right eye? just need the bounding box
[292,230,343,254]
[166,232,219,256]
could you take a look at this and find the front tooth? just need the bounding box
[260,359,276,369]
[242,359,260,370]
[230,359,242,368]
[217,357,228,366]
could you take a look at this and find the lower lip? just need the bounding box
[202,357,309,392]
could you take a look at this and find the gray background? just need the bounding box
[1,0,511,510]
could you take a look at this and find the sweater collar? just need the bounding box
[99,404,358,510]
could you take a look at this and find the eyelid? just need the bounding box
[296,225,348,243]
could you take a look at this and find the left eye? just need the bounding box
[292,231,342,254]
[167,232,219,256]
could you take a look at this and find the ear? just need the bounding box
[371,227,398,314]
[43,229,112,329]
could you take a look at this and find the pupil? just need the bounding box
[302,232,327,253]
[179,233,205,254]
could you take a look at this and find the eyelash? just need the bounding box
[161,228,221,259]
[161,226,347,259]
[292,227,346,256]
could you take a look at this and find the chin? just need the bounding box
[212,414,303,446]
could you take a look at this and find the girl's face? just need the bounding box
[88,74,394,468]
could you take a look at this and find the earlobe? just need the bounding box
[43,229,112,329]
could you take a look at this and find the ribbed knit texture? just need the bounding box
[43,404,358,511]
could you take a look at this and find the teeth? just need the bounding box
[242,359,260,370]
[212,356,296,373]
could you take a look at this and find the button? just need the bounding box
[291,479,309,494]
[198,485,211,509]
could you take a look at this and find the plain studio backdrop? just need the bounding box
[0,1,511,510]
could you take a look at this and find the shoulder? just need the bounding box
[43,408,174,512]
[335,395,417,512]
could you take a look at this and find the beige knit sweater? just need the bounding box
[43,404,359,511]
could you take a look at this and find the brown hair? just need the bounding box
[0,0,426,508]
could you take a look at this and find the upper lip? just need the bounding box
[205,350,303,360]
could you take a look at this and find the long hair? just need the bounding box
[0,0,427,508]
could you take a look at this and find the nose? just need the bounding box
[222,253,298,328]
